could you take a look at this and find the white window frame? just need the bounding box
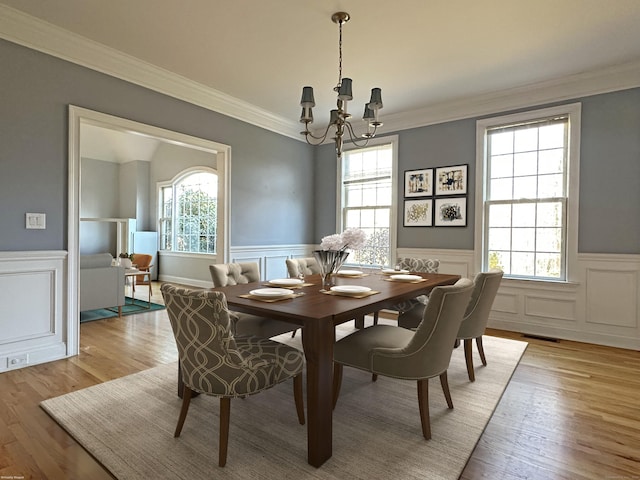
[474,103,581,282]
[158,166,219,255]
[337,135,399,267]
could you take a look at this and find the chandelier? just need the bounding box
[299,12,383,158]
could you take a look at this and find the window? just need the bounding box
[476,104,580,281]
[339,137,397,267]
[159,169,218,253]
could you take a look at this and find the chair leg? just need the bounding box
[373,311,379,325]
[174,385,193,437]
[417,379,431,440]
[371,373,378,382]
[219,397,231,467]
[439,371,453,409]
[291,329,297,338]
[464,338,475,382]
[293,373,305,425]
[332,363,343,409]
[476,336,487,366]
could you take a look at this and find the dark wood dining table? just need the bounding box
[211,270,461,467]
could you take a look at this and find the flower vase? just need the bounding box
[313,249,349,290]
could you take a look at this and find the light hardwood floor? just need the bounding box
[1,282,639,479]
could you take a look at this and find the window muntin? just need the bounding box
[484,117,570,280]
[159,170,217,254]
[341,143,394,267]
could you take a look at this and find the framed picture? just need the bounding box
[404,199,433,227]
[434,197,467,227]
[435,164,468,196]
[404,168,433,197]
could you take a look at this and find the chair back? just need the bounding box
[286,257,321,277]
[132,253,152,284]
[373,278,473,379]
[161,284,246,395]
[209,262,260,287]
[397,257,439,273]
[457,270,503,339]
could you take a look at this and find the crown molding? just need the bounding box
[0,4,302,140]
[381,59,640,133]
[2,4,640,142]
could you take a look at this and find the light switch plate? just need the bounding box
[26,212,46,229]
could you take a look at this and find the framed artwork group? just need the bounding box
[403,164,468,227]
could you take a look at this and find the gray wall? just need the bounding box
[0,38,315,251]
[314,89,640,254]
[2,37,639,256]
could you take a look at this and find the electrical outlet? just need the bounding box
[8,353,29,368]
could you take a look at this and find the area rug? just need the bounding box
[80,297,165,323]
[41,333,527,480]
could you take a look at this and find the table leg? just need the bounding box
[301,320,334,467]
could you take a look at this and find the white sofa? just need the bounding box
[80,253,125,314]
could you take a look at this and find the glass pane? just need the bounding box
[512,252,535,276]
[360,209,375,228]
[538,173,564,198]
[512,227,535,251]
[490,131,513,155]
[513,151,537,176]
[538,148,564,174]
[345,209,361,227]
[345,184,362,207]
[537,202,563,227]
[374,208,390,227]
[537,227,562,253]
[488,204,511,227]
[489,178,513,200]
[490,154,513,178]
[488,250,510,274]
[513,176,537,199]
[512,204,535,227]
[539,123,565,149]
[488,227,511,250]
[361,185,377,206]
[536,253,562,278]
[514,128,538,153]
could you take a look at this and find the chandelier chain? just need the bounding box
[337,20,343,88]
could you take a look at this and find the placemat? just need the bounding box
[320,290,380,299]
[238,292,305,303]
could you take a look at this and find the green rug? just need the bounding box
[80,297,165,323]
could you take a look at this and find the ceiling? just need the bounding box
[3,0,640,136]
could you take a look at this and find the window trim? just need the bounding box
[337,135,399,267]
[158,166,218,255]
[474,103,581,282]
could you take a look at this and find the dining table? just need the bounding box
[211,269,461,467]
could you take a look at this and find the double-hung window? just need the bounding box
[159,169,218,254]
[339,137,398,267]
[476,104,581,281]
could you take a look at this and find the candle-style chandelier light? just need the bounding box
[299,12,383,157]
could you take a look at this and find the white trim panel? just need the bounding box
[0,251,68,372]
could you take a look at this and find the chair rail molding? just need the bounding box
[0,250,69,372]
[396,248,640,350]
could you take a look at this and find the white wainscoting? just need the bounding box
[398,248,640,350]
[159,245,317,289]
[0,251,68,372]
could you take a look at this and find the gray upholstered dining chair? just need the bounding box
[332,278,474,440]
[372,257,440,326]
[161,283,305,467]
[457,269,503,381]
[285,257,321,278]
[209,262,297,338]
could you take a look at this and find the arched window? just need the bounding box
[159,169,218,253]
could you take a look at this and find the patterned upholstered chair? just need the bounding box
[161,283,305,467]
[457,270,503,381]
[332,278,474,440]
[285,257,321,278]
[373,257,440,326]
[209,262,296,338]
